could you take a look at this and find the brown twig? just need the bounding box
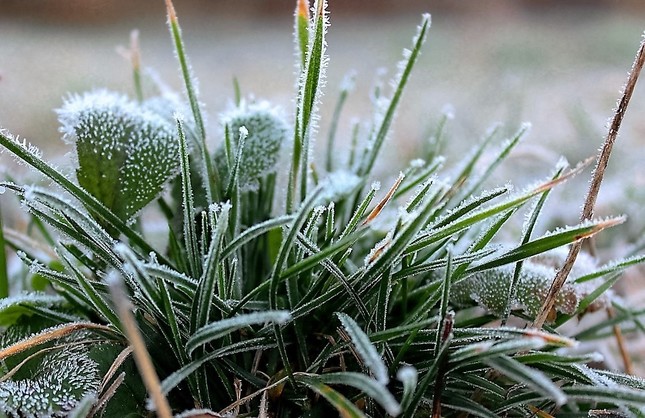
[431,311,454,418]
[0,322,114,361]
[607,306,635,375]
[107,275,173,418]
[362,172,405,226]
[533,34,645,329]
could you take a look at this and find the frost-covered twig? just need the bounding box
[534,34,645,329]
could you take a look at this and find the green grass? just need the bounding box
[0,1,644,417]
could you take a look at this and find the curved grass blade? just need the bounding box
[160,337,273,396]
[441,392,498,418]
[186,311,290,356]
[295,374,367,418]
[397,366,418,413]
[336,312,389,385]
[497,385,645,413]
[221,215,293,260]
[314,372,401,416]
[486,355,567,406]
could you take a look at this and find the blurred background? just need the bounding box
[2,0,644,229]
[1,0,645,372]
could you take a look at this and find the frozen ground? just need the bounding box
[1,5,645,372]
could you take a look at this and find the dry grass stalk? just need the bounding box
[533,35,645,329]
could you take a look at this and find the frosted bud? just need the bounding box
[216,100,288,192]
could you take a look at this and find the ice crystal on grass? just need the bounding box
[216,100,288,192]
[58,90,180,222]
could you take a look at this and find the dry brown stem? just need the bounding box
[533,35,645,329]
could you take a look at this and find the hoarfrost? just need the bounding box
[441,103,455,120]
[0,342,100,417]
[365,230,394,266]
[409,158,425,169]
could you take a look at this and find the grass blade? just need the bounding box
[468,217,624,273]
[314,371,401,416]
[186,311,290,356]
[325,72,354,172]
[0,132,169,265]
[486,355,567,406]
[164,0,218,203]
[404,163,597,256]
[0,203,8,298]
[501,164,565,324]
[336,312,389,385]
[269,185,323,381]
[191,203,230,332]
[176,117,201,279]
[295,374,367,418]
[160,337,273,396]
[359,14,431,176]
[295,0,310,68]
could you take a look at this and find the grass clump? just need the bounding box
[1,1,645,416]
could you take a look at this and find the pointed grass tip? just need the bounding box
[297,0,310,19]
[578,216,626,240]
[362,172,405,226]
[165,0,178,23]
[522,329,576,347]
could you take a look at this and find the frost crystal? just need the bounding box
[216,100,289,191]
[57,89,180,221]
